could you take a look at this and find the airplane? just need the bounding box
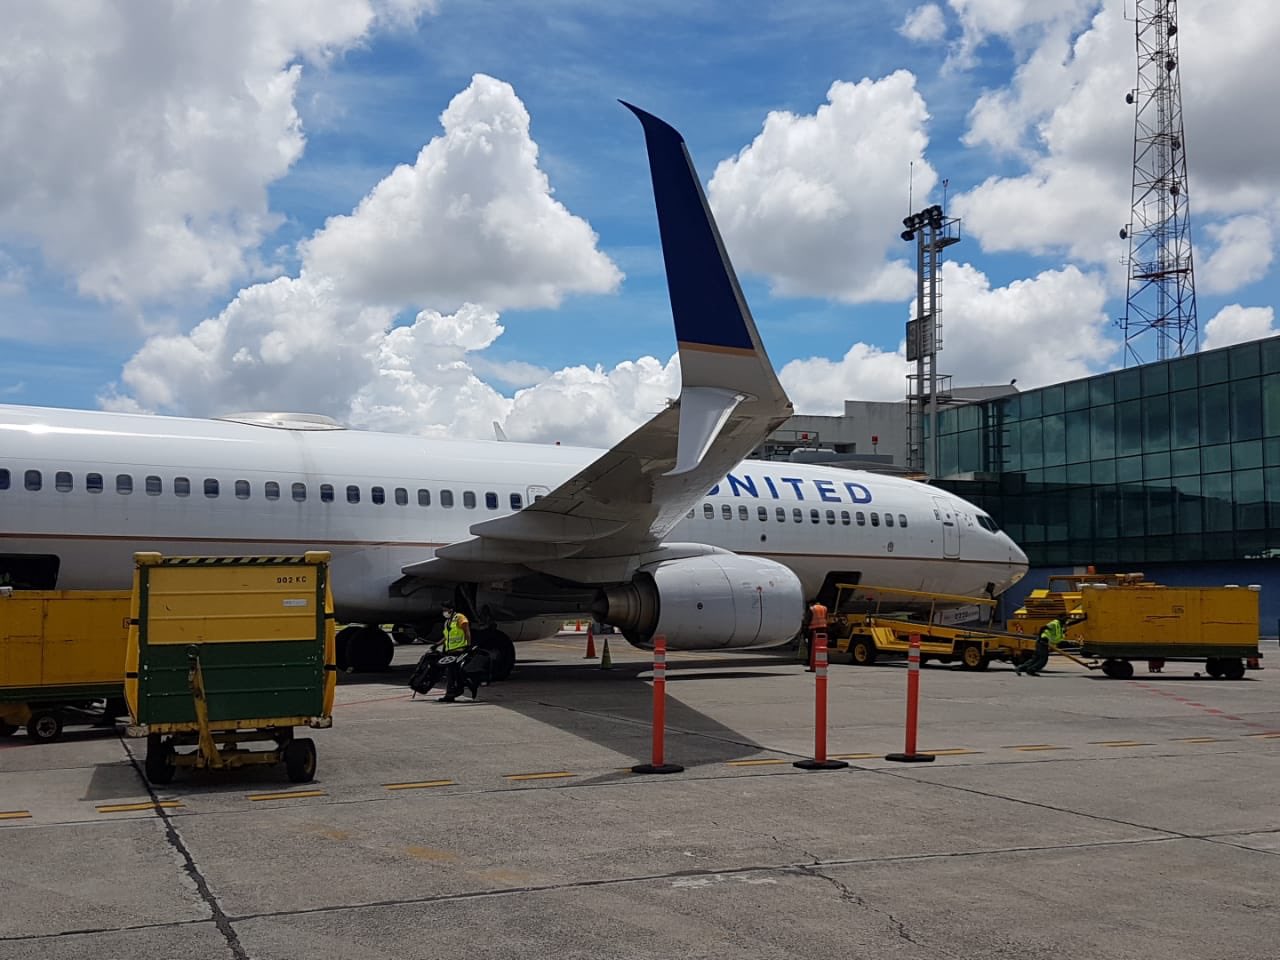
[0,103,1028,675]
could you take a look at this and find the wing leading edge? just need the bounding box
[407,103,793,575]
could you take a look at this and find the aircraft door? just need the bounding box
[932,497,959,558]
[526,485,551,505]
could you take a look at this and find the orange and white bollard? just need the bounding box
[632,635,683,774]
[794,631,848,771]
[886,634,934,763]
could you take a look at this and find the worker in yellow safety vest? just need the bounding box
[438,600,472,702]
[1017,617,1064,677]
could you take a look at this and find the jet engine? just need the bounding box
[592,554,804,650]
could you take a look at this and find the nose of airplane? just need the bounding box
[1006,536,1029,584]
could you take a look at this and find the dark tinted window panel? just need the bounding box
[463,491,476,509]
[703,503,714,519]
[145,476,161,496]
[721,504,732,519]
[347,485,360,504]
[738,505,748,521]
[395,488,408,506]
[485,492,498,509]
[1199,349,1230,386]
[418,489,431,507]
[899,514,908,527]
[757,506,768,521]
[204,479,219,498]
[0,469,7,490]
[776,507,786,522]
[1168,355,1198,391]
[174,476,189,497]
[1089,376,1114,407]
[1231,342,1261,379]
[321,484,335,503]
[1233,442,1263,471]
[793,508,803,523]
[25,470,41,491]
[826,510,836,525]
[116,474,132,494]
[510,493,522,510]
[870,512,879,527]
[235,480,250,499]
[292,482,306,502]
[1231,378,1262,441]
[841,510,851,525]
[856,511,865,526]
[371,486,385,505]
[441,490,454,508]
[55,471,73,492]
[264,481,279,500]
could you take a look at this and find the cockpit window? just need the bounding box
[977,514,1000,533]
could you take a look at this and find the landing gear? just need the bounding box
[336,625,394,673]
[475,629,516,681]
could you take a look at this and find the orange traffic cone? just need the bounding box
[600,637,613,670]
[584,624,597,659]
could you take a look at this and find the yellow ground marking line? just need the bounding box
[1173,737,1228,743]
[726,758,788,766]
[1090,740,1155,747]
[97,801,184,814]
[1244,732,1280,738]
[384,779,455,791]
[247,790,326,802]
[1007,744,1070,752]
[829,753,879,760]
[504,771,575,781]
[922,748,981,756]
[0,811,32,821]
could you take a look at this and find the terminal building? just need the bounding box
[763,335,1280,630]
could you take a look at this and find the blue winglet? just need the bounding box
[621,101,756,354]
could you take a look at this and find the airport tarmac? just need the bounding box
[2,634,1278,960]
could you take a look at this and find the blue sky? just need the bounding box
[1,1,1277,443]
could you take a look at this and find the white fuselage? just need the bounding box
[0,404,1027,620]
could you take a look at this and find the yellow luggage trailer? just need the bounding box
[125,552,336,785]
[828,584,1036,670]
[0,588,132,742]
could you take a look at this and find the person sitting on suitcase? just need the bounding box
[438,601,472,702]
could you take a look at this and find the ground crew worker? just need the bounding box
[438,601,472,702]
[806,599,828,672]
[1016,617,1064,676]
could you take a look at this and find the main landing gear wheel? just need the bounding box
[27,709,63,743]
[339,625,395,673]
[1220,658,1246,681]
[1101,658,1134,680]
[474,628,515,681]
[849,638,878,666]
[144,734,176,785]
[960,644,990,671]
[284,737,317,783]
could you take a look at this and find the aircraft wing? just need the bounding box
[404,104,792,576]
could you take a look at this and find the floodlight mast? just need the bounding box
[1120,0,1197,365]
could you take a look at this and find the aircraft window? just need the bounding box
[418,488,431,507]
[321,484,335,503]
[0,468,8,490]
[463,491,476,509]
[510,493,522,510]
[25,470,41,491]
[776,507,786,522]
[793,508,803,522]
[704,503,714,519]
[855,511,865,526]
[899,514,908,528]
[56,471,73,492]
[485,492,498,510]
[809,509,820,524]
[721,504,732,520]
[686,509,694,519]
[235,480,250,500]
[87,473,104,494]
[116,474,132,495]
[441,490,454,508]
[174,476,190,497]
[347,485,360,504]
[372,486,386,505]
[292,482,306,502]
[841,510,850,526]
[145,476,161,496]
[395,487,408,506]
[734,505,744,521]
[758,506,768,521]
[264,481,279,501]
[977,514,999,532]
[885,513,895,528]
[870,512,880,527]
[826,509,836,525]
[204,479,219,498]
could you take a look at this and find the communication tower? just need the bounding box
[902,204,960,476]
[1119,0,1197,364]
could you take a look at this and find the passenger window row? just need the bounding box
[696,500,908,528]
[0,468,525,511]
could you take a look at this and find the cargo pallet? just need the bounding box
[125,552,337,784]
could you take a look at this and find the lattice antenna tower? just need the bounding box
[1120,0,1197,365]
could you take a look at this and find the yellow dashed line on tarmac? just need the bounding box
[829,753,879,760]
[1007,744,1070,752]
[247,790,327,802]
[922,748,981,756]
[1244,732,1280,738]
[727,758,788,767]
[0,810,32,821]
[505,771,575,782]
[1090,740,1154,747]
[384,779,455,791]
[97,801,184,814]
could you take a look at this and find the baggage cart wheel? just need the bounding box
[1204,658,1224,678]
[27,709,63,743]
[284,737,317,783]
[1101,659,1134,680]
[959,644,989,671]
[144,734,177,785]
[0,720,18,738]
[849,638,878,666]
[1220,658,1246,681]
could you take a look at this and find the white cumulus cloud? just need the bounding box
[1201,305,1278,351]
[1199,216,1274,295]
[708,72,935,304]
[900,5,947,43]
[0,0,435,306]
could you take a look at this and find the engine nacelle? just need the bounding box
[593,554,804,650]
